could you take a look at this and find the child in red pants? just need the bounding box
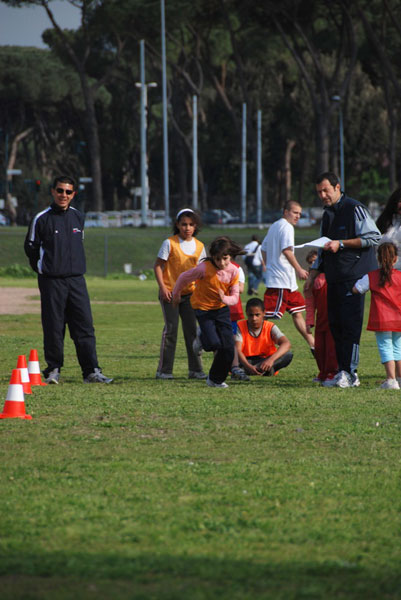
[305,250,338,386]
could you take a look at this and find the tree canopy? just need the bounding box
[0,0,400,218]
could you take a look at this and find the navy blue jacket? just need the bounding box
[24,202,86,277]
[321,195,378,284]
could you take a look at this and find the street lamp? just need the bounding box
[136,39,157,226]
[331,95,345,190]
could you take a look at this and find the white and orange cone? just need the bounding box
[0,369,32,420]
[28,349,47,386]
[16,355,32,395]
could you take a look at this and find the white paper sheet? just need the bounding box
[294,236,331,249]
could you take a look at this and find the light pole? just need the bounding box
[136,40,157,226]
[241,103,247,224]
[160,0,170,226]
[256,110,262,225]
[331,95,345,189]
[192,95,198,210]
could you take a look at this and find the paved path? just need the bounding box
[0,287,158,315]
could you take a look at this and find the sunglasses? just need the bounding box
[56,188,74,195]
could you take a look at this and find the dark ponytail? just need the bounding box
[377,242,397,287]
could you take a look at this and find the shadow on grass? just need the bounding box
[1,551,401,599]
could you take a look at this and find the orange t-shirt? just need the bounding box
[162,235,204,295]
[191,261,239,311]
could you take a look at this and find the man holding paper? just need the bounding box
[305,172,381,388]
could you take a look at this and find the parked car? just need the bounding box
[297,212,316,228]
[84,211,108,228]
[202,209,237,225]
[247,210,282,224]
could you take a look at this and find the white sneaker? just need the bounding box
[335,370,352,388]
[206,377,228,388]
[351,373,360,387]
[380,378,400,390]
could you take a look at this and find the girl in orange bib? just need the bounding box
[173,237,243,388]
[154,209,206,380]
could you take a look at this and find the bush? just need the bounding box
[0,263,36,278]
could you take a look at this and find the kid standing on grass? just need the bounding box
[173,237,243,388]
[353,242,401,390]
[304,249,338,386]
[154,208,206,380]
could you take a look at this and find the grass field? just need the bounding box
[1,273,401,599]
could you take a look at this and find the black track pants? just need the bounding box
[38,275,98,377]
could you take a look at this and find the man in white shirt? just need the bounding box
[261,201,315,352]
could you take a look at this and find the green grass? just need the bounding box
[0,225,319,277]
[1,278,401,599]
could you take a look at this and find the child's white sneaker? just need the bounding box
[206,377,228,388]
[380,378,400,390]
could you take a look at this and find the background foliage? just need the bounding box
[0,0,400,219]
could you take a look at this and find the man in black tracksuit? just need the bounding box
[305,172,381,388]
[24,175,112,385]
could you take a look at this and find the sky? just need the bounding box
[0,1,80,48]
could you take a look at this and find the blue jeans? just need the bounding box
[195,306,234,384]
[247,265,263,294]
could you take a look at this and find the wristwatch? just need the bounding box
[339,240,345,250]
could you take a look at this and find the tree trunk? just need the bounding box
[79,75,103,212]
[6,128,33,225]
[315,111,330,174]
[284,139,296,203]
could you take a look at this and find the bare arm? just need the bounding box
[304,268,319,293]
[282,247,308,280]
[154,257,172,302]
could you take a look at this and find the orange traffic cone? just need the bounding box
[28,349,47,386]
[16,355,32,395]
[0,369,32,420]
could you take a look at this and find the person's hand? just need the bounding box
[172,292,181,307]
[306,324,314,335]
[246,364,262,376]
[324,240,340,253]
[297,267,309,280]
[258,357,275,373]
[160,287,172,302]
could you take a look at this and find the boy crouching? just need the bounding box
[235,298,293,376]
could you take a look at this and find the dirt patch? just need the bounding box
[0,287,41,315]
[0,287,158,315]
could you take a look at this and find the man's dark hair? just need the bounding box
[283,200,301,213]
[315,171,340,187]
[246,297,264,312]
[52,175,76,190]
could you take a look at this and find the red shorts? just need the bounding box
[264,288,305,319]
